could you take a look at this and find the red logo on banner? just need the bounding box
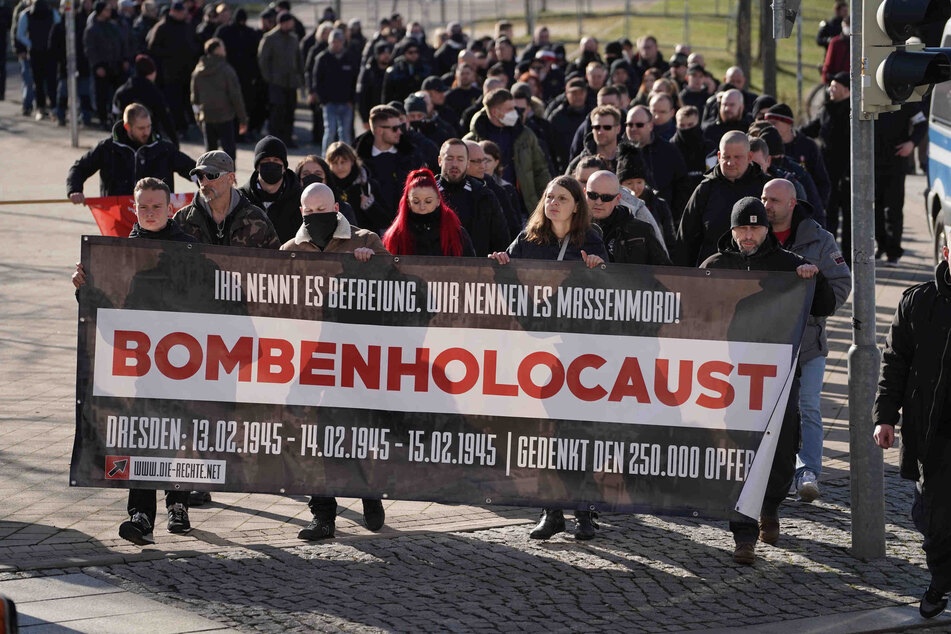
[86,194,194,237]
[105,456,131,479]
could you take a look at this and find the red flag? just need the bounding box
[86,193,195,237]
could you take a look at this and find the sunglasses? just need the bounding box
[586,191,616,203]
[194,171,222,181]
[626,121,648,128]
[591,124,614,131]
[379,123,406,132]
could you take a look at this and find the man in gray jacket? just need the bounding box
[257,12,301,146]
[762,178,851,502]
[191,37,247,161]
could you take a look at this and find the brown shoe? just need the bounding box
[759,515,779,545]
[733,542,756,564]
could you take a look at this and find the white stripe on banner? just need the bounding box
[93,308,793,433]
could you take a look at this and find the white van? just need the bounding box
[926,20,951,262]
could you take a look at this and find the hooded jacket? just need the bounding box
[465,108,551,214]
[778,203,852,362]
[66,121,195,197]
[675,162,771,266]
[873,260,951,480]
[190,52,247,125]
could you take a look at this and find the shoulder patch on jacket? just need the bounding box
[830,251,846,265]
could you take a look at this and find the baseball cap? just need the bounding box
[190,150,235,177]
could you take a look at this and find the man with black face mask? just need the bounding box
[238,135,303,243]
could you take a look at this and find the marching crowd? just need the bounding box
[47,0,948,618]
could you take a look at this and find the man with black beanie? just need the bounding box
[701,196,836,565]
[238,135,303,243]
[615,142,675,253]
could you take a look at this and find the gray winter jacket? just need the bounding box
[781,204,852,363]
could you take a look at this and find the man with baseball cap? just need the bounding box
[173,149,280,248]
[701,197,836,565]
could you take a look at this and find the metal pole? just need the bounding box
[625,0,631,39]
[65,0,78,147]
[576,1,582,38]
[848,0,885,561]
[796,14,803,116]
[525,0,534,37]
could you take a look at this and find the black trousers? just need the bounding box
[730,377,801,544]
[827,170,852,264]
[913,437,951,592]
[29,49,56,110]
[161,79,190,133]
[0,34,8,100]
[127,488,189,528]
[93,68,119,125]
[875,170,906,259]
[267,84,297,146]
[203,119,237,161]
[308,496,379,519]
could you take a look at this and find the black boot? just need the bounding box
[920,584,949,618]
[362,499,385,531]
[298,515,335,540]
[574,511,599,540]
[529,509,565,540]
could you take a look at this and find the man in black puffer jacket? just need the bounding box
[676,130,770,266]
[67,103,195,203]
[586,170,669,266]
[874,247,951,619]
[702,197,835,566]
[436,138,510,256]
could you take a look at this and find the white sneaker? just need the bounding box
[798,471,820,503]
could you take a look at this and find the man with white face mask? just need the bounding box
[464,87,551,213]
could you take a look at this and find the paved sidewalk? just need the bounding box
[1,70,950,631]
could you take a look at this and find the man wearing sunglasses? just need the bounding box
[586,170,669,267]
[565,105,623,176]
[173,150,280,249]
[624,105,689,219]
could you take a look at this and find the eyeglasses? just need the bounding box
[468,158,488,164]
[194,171,222,181]
[590,124,614,131]
[586,191,617,203]
[626,121,648,128]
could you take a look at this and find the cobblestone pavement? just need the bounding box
[1,65,950,631]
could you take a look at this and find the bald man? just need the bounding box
[761,179,851,503]
[702,89,753,145]
[281,183,388,256]
[676,131,770,265]
[281,183,389,540]
[586,170,669,266]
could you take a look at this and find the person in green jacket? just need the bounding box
[464,87,550,216]
[190,37,247,162]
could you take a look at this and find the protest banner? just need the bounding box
[85,194,194,237]
[71,237,813,519]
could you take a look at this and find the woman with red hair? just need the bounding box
[383,168,476,256]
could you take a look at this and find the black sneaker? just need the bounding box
[529,509,565,540]
[298,516,335,540]
[167,503,191,534]
[119,512,155,545]
[188,490,211,506]
[362,499,385,531]
[920,585,949,618]
[574,511,599,540]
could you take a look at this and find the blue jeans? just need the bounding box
[795,355,827,479]
[321,102,353,155]
[19,56,34,112]
[55,76,94,124]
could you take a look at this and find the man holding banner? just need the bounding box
[66,103,195,204]
[701,197,836,564]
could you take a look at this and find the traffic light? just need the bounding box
[861,0,951,116]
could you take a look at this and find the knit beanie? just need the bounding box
[253,136,287,169]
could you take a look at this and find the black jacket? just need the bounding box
[801,97,850,178]
[481,175,523,239]
[356,60,388,123]
[547,103,589,174]
[436,175,510,257]
[785,131,831,206]
[595,205,671,266]
[404,208,476,257]
[506,227,608,262]
[700,230,836,318]
[675,162,771,266]
[381,55,432,103]
[214,21,261,85]
[146,14,199,85]
[873,102,927,176]
[238,169,304,244]
[66,122,194,197]
[313,48,358,104]
[129,219,197,242]
[873,261,951,480]
[354,130,427,226]
[638,134,689,217]
[638,187,677,254]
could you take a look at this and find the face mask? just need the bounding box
[842,24,851,36]
[258,162,284,185]
[303,212,339,249]
[301,173,323,188]
[411,32,423,41]
[501,110,519,127]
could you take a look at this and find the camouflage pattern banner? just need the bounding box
[71,236,813,519]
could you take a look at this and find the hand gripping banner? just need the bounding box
[71,237,813,520]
